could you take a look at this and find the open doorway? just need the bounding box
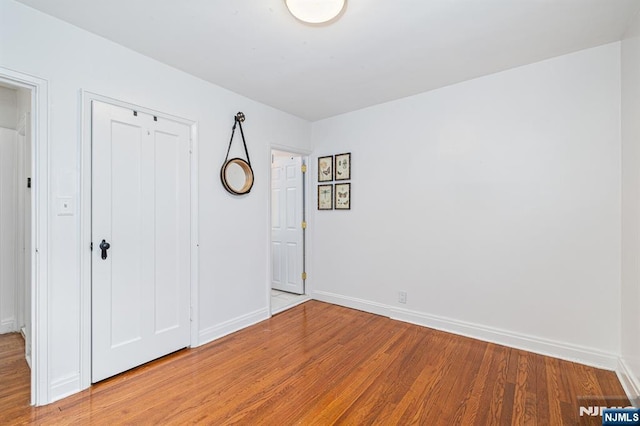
[270,150,310,314]
[0,82,33,396]
[0,67,48,406]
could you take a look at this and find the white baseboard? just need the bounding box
[197,307,270,347]
[0,318,16,334]
[50,374,80,403]
[390,306,618,370]
[312,290,390,317]
[20,326,32,369]
[617,358,640,406]
[312,290,618,371]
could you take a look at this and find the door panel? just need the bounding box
[271,154,303,294]
[286,243,298,287]
[110,120,144,347]
[153,130,187,333]
[92,101,190,382]
[272,242,282,285]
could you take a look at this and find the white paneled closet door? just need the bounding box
[91,101,191,383]
[0,127,18,334]
[271,154,304,295]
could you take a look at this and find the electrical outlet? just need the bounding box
[398,291,407,304]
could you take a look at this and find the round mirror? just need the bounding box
[221,158,254,195]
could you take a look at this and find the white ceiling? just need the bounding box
[16,0,640,121]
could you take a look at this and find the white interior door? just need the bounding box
[91,101,191,383]
[20,113,32,363]
[271,154,304,295]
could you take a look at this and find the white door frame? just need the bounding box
[0,67,50,406]
[268,145,311,313]
[80,92,199,391]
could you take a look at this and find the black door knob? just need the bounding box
[99,239,111,260]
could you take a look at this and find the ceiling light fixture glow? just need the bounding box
[285,0,346,24]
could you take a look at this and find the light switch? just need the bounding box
[57,197,74,216]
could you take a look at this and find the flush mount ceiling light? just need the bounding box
[285,0,346,24]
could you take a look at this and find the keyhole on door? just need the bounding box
[99,239,111,260]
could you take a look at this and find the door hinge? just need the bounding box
[302,272,307,281]
[301,221,307,229]
[301,164,307,173]
[90,242,93,251]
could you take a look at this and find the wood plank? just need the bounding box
[453,342,496,425]
[0,301,628,425]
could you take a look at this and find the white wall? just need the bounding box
[0,127,18,334]
[0,86,17,129]
[0,79,18,334]
[0,0,311,402]
[621,8,640,402]
[311,43,622,368]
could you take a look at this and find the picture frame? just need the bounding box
[318,155,333,182]
[318,184,333,210]
[334,152,351,181]
[335,183,351,210]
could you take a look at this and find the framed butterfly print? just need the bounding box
[335,152,351,181]
[318,155,333,182]
[335,183,350,210]
[318,184,333,210]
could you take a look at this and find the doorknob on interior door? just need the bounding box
[99,239,111,260]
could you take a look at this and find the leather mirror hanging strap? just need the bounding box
[223,115,252,167]
[221,112,254,195]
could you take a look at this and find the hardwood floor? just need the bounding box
[0,301,628,425]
